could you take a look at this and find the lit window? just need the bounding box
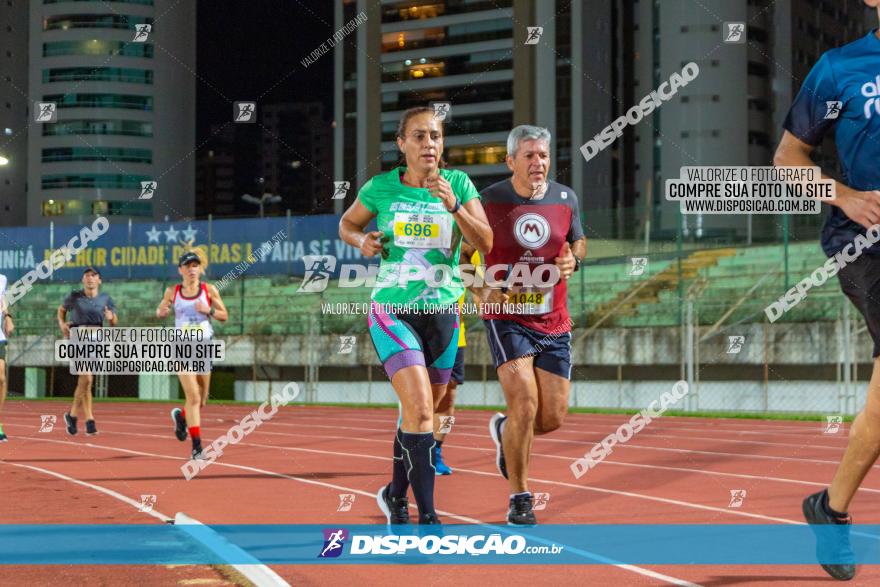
[42,199,65,216]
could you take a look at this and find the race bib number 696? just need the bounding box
[392,212,451,249]
[395,221,437,238]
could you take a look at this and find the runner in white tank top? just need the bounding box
[0,273,14,442]
[156,249,228,461]
[173,281,214,339]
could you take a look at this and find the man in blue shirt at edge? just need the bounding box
[774,1,880,581]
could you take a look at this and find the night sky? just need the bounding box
[195,0,335,139]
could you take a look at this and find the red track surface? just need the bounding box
[2,399,879,586]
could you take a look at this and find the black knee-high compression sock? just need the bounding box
[388,428,409,498]
[400,431,436,516]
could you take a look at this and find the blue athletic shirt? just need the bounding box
[783,29,880,257]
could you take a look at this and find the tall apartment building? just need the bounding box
[333,0,618,215]
[0,0,30,226]
[631,0,875,241]
[25,0,196,226]
[334,0,873,241]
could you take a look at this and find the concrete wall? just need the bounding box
[10,319,866,414]
[226,378,851,415]
[9,321,864,369]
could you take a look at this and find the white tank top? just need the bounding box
[173,282,213,339]
[0,274,7,344]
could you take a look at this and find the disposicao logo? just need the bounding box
[318,528,349,558]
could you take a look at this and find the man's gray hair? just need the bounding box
[506,125,551,157]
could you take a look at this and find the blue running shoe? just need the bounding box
[803,489,856,581]
[434,444,452,476]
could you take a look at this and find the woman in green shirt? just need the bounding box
[339,106,492,525]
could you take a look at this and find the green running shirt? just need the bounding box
[358,167,480,308]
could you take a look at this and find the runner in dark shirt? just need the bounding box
[774,9,880,579]
[57,267,117,436]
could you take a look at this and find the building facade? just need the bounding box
[632,0,874,242]
[26,0,195,226]
[334,0,622,215]
[0,0,30,226]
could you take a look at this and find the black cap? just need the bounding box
[178,251,201,267]
[83,266,101,276]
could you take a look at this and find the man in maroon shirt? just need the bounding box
[470,125,586,525]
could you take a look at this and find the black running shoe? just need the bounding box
[191,448,205,461]
[803,489,856,581]
[171,408,187,441]
[85,420,97,435]
[489,412,508,479]
[418,512,441,525]
[0,433,7,442]
[63,412,77,436]
[376,484,411,525]
[507,493,537,526]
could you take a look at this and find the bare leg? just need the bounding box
[72,375,94,420]
[533,367,569,435]
[828,356,880,512]
[0,359,7,424]
[196,373,211,407]
[69,376,83,418]
[177,373,201,427]
[497,357,539,494]
[392,365,433,433]
[82,375,94,421]
[386,365,441,517]
[434,380,457,441]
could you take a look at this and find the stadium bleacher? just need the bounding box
[8,241,847,338]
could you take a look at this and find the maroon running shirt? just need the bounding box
[480,179,584,335]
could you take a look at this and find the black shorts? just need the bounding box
[450,347,465,385]
[484,319,572,379]
[837,254,880,358]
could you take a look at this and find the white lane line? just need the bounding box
[234,406,848,435]
[7,416,873,491]
[247,411,849,452]
[213,419,860,467]
[22,428,806,525]
[78,404,839,434]
[11,434,700,586]
[208,428,880,495]
[0,460,290,585]
[4,402,845,439]
[0,459,171,523]
[175,512,290,587]
[40,410,852,455]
